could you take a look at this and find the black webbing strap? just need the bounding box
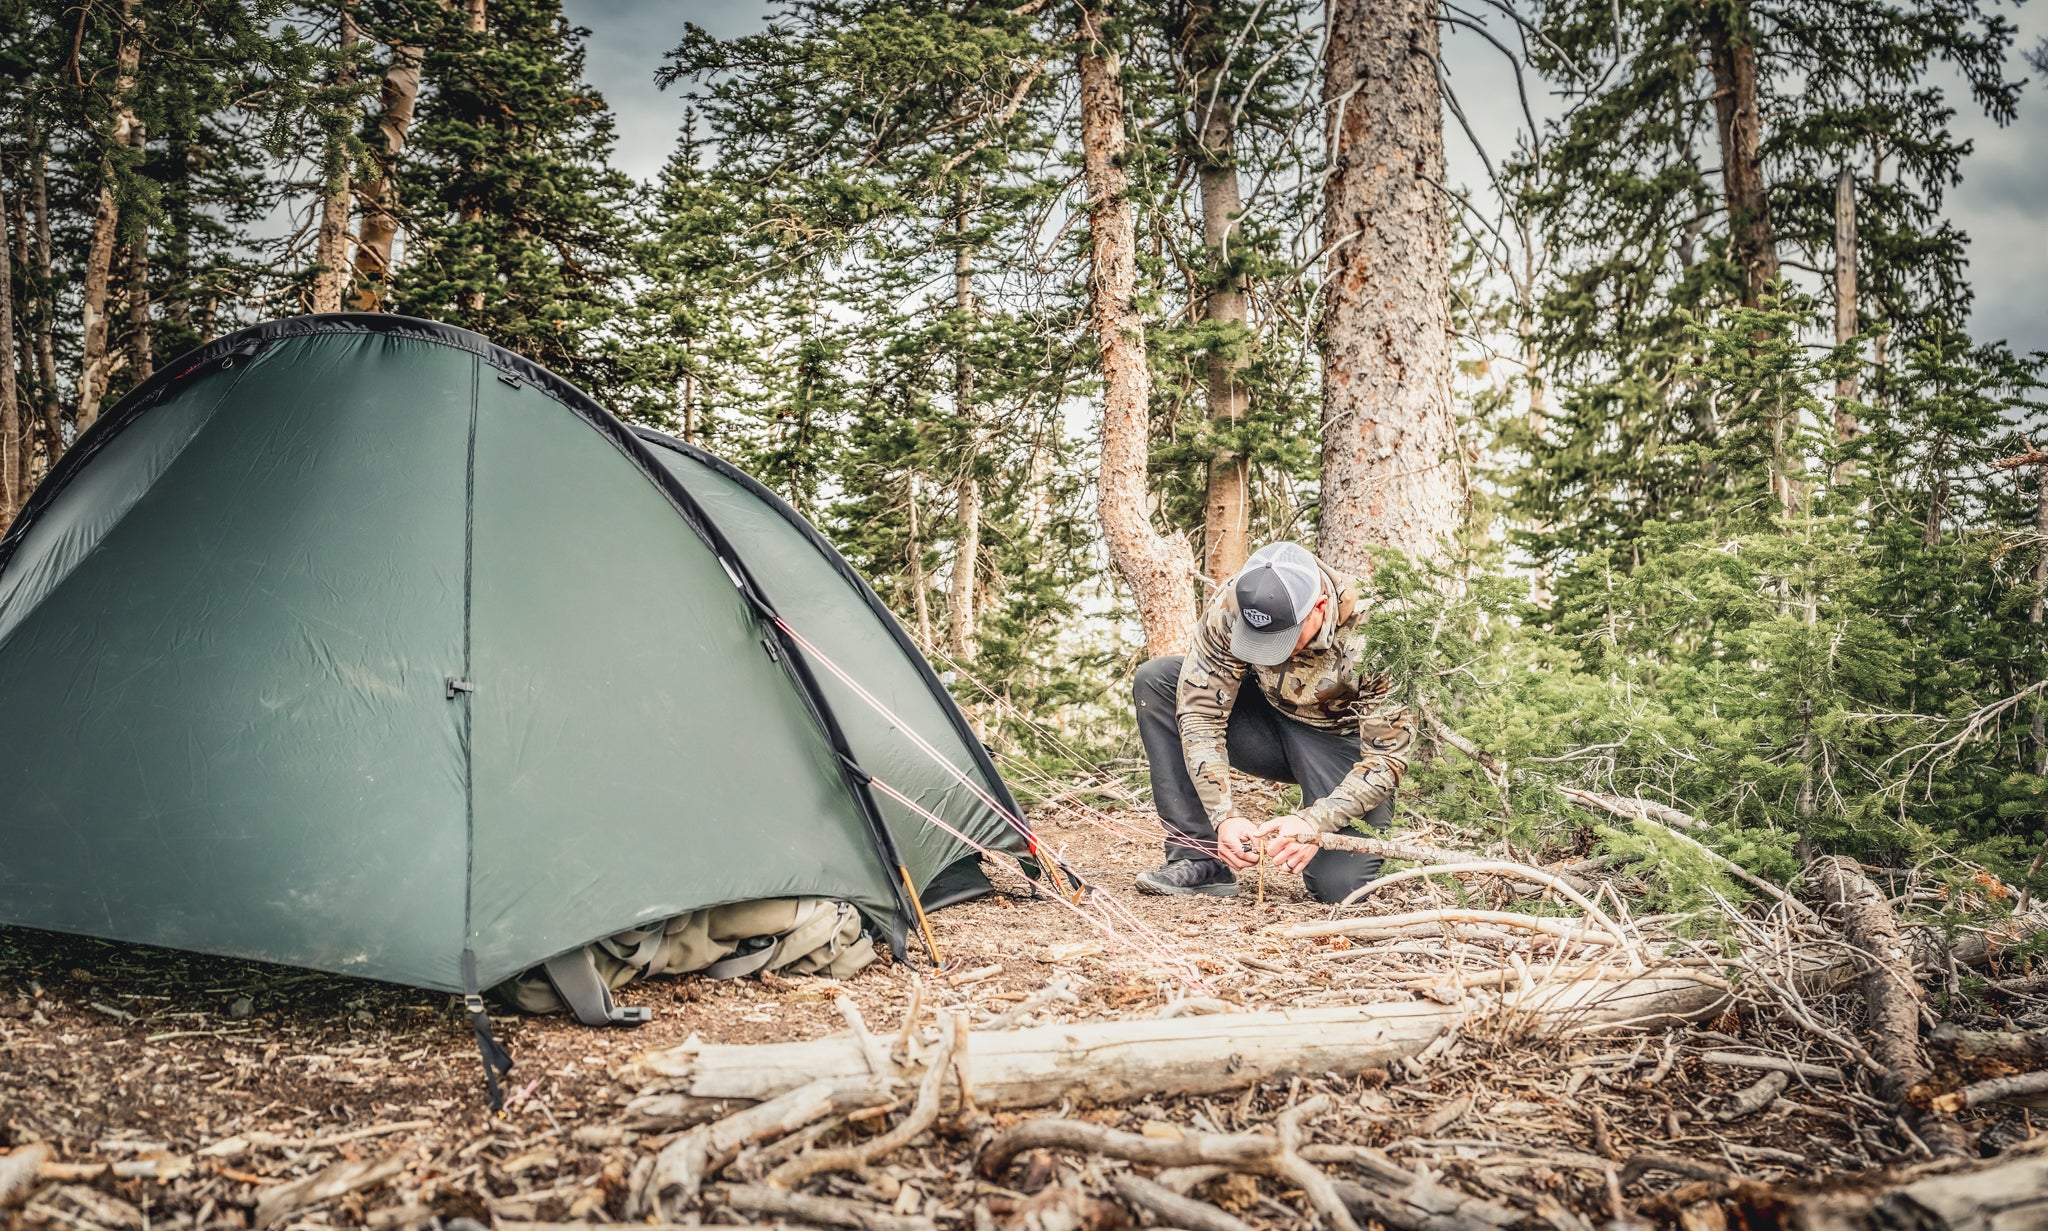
[541,948,654,1027]
[461,948,515,1110]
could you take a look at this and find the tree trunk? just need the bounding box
[1187,0,1250,583]
[77,0,145,432]
[1727,1152,2048,1231]
[313,5,359,314]
[1705,0,1778,305]
[348,29,425,311]
[1078,0,1196,657]
[29,142,59,482]
[946,212,979,661]
[123,214,151,387]
[2034,460,2046,776]
[906,474,933,650]
[0,154,18,530]
[1832,167,1860,480]
[1320,0,1462,570]
[7,170,33,509]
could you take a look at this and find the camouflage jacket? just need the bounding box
[1173,555,1414,831]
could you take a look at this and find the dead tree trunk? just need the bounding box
[1187,0,1250,583]
[77,0,145,432]
[313,4,359,314]
[1079,0,1196,657]
[631,972,1731,1115]
[1705,0,1778,306]
[348,27,425,311]
[1728,1150,2048,1231]
[1807,856,1971,1157]
[1320,0,1462,570]
[1832,167,1860,480]
[0,153,18,529]
[946,210,979,661]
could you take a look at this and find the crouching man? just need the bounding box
[1133,541,1413,902]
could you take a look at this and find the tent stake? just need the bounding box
[900,865,944,967]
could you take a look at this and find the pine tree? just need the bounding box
[393,0,635,392]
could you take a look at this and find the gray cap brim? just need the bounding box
[1230,618,1300,666]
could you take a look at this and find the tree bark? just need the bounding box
[1704,0,1778,305]
[1187,0,1250,583]
[945,211,979,661]
[313,4,359,314]
[76,0,145,431]
[0,152,19,530]
[1832,166,1860,478]
[906,473,933,650]
[348,27,425,311]
[123,210,151,386]
[29,141,59,482]
[1078,0,1196,656]
[1320,0,1462,570]
[1807,856,1972,1158]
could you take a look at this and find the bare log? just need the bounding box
[1283,908,1624,947]
[635,973,1729,1113]
[1928,1025,2048,1070]
[1728,1149,2048,1231]
[1807,856,1970,1158]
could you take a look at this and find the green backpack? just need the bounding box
[493,898,876,1024]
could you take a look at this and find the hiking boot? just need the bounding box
[1135,858,1239,898]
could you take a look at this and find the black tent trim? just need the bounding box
[632,428,1030,864]
[0,313,924,955]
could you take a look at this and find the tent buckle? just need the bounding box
[446,677,476,700]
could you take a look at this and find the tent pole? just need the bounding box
[900,863,944,967]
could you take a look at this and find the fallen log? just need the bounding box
[1928,1025,2048,1071]
[1808,857,1972,1158]
[632,970,1730,1112]
[1725,1148,2048,1231]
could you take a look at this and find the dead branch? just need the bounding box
[723,1183,936,1231]
[1284,907,1624,946]
[766,1025,957,1188]
[1928,1025,2048,1069]
[1557,788,1820,921]
[1716,1070,1788,1120]
[1331,861,1632,949]
[1108,1173,1252,1231]
[1929,1070,2048,1112]
[1698,1050,1843,1083]
[635,1076,891,1215]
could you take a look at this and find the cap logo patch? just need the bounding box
[1242,608,1273,628]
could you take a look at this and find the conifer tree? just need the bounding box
[394,0,635,392]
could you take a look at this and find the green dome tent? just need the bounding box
[0,314,1029,1007]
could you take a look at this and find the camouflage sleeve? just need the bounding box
[1174,602,1246,825]
[1298,691,1413,832]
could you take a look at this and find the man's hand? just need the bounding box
[1214,814,1260,870]
[1255,815,1321,873]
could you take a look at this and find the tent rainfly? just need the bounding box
[0,314,1032,1011]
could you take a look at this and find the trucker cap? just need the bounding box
[1229,542,1322,666]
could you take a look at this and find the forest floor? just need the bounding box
[1,792,2044,1231]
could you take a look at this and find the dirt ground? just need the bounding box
[1,800,2041,1231]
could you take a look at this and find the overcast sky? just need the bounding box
[563,0,2048,358]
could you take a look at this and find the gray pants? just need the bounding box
[1134,655,1391,905]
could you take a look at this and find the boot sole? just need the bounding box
[1135,875,1240,898]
